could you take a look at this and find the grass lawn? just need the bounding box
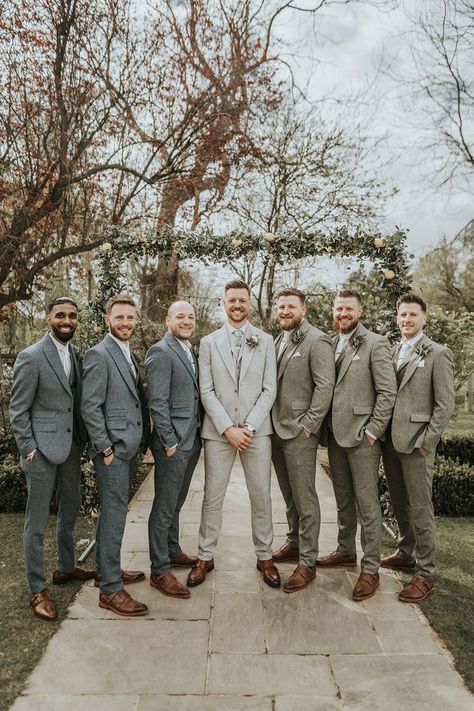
[383,516,474,693]
[0,514,96,711]
[446,410,474,434]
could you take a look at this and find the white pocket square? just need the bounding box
[417,361,425,368]
[352,354,360,361]
[290,351,302,358]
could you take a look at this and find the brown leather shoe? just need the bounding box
[99,589,148,616]
[150,572,190,598]
[170,552,197,568]
[381,553,416,570]
[316,551,357,568]
[271,543,299,563]
[29,589,58,621]
[399,576,434,603]
[94,569,146,588]
[283,564,316,593]
[52,566,95,584]
[256,559,281,588]
[352,572,380,601]
[187,558,214,587]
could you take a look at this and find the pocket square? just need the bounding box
[290,351,302,358]
[352,354,360,361]
[417,361,425,368]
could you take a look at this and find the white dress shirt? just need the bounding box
[109,333,136,378]
[397,331,424,368]
[49,333,71,379]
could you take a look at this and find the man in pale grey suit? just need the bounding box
[81,294,149,617]
[146,301,201,599]
[10,297,94,621]
[271,288,335,593]
[317,289,397,602]
[382,292,455,603]
[188,279,280,588]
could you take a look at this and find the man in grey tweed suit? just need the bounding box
[271,288,335,593]
[382,292,455,603]
[10,297,94,621]
[81,294,149,617]
[317,289,397,602]
[187,279,280,589]
[146,301,201,599]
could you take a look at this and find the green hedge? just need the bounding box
[438,432,474,467]
[0,454,28,512]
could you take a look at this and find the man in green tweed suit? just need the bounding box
[381,292,455,603]
[271,288,335,593]
[317,289,397,602]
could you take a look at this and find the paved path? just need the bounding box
[11,456,473,711]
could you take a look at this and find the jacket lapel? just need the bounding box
[398,334,430,391]
[277,320,310,380]
[42,333,72,396]
[165,332,198,387]
[336,323,366,384]
[215,326,237,383]
[239,325,258,381]
[104,334,138,399]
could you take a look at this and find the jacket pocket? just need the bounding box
[32,420,57,432]
[170,408,191,419]
[107,408,126,416]
[108,419,127,430]
[292,401,308,412]
[410,413,431,423]
[353,406,373,415]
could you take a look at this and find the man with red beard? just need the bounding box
[81,294,150,617]
[10,297,94,621]
[271,288,335,593]
[317,290,397,602]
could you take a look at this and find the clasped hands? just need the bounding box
[225,425,254,451]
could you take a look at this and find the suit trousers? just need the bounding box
[149,436,201,577]
[21,441,81,593]
[95,454,136,595]
[272,430,320,566]
[198,436,273,560]
[327,432,382,574]
[382,436,436,579]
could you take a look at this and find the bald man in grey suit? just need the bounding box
[317,289,397,602]
[382,293,455,603]
[10,297,94,622]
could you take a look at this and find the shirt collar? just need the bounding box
[49,332,69,352]
[109,333,131,354]
[226,321,249,337]
[174,336,191,351]
[339,326,357,341]
[401,331,424,348]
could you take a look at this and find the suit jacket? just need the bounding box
[330,323,397,448]
[199,322,277,440]
[272,319,335,440]
[81,333,149,460]
[145,332,201,452]
[9,333,87,464]
[390,334,455,454]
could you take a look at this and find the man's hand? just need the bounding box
[26,449,37,463]
[419,446,429,457]
[224,426,253,451]
[166,445,178,458]
[303,428,312,439]
[104,453,114,466]
[366,434,375,446]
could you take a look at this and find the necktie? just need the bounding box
[397,342,411,369]
[124,348,136,379]
[335,335,348,362]
[59,347,71,379]
[184,343,195,373]
[233,329,244,352]
[278,332,290,360]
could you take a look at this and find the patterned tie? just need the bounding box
[278,332,290,361]
[233,329,244,352]
[397,342,411,370]
[184,343,196,374]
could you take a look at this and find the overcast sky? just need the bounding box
[274,0,473,257]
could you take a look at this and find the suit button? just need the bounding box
[66,428,71,432]
[67,407,72,412]
[137,422,141,426]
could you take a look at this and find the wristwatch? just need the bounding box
[103,447,113,457]
[244,423,256,433]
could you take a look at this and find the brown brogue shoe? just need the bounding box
[187,558,214,587]
[52,566,95,585]
[99,589,148,616]
[316,551,357,568]
[170,552,197,568]
[94,569,145,588]
[150,572,190,598]
[256,559,281,588]
[283,564,316,593]
[29,589,58,621]
[271,544,299,563]
[352,572,380,601]
[398,576,433,603]
[381,554,416,571]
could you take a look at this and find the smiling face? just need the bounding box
[397,301,426,340]
[333,296,363,334]
[224,288,251,327]
[47,303,78,343]
[105,302,137,342]
[167,301,195,341]
[277,295,306,331]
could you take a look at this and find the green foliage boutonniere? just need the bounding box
[413,343,432,361]
[350,334,366,353]
[245,335,261,349]
[290,329,305,347]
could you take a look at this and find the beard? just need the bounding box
[51,324,75,343]
[279,315,303,331]
[333,316,360,334]
[109,324,133,341]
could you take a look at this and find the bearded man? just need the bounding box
[270,288,335,593]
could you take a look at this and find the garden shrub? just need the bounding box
[438,432,474,467]
[0,454,27,512]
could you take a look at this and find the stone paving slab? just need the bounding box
[11,453,473,711]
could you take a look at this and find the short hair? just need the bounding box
[105,293,136,315]
[335,289,363,305]
[396,292,427,313]
[276,287,306,305]
[48,296,78,312]
[224,279,250,296]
